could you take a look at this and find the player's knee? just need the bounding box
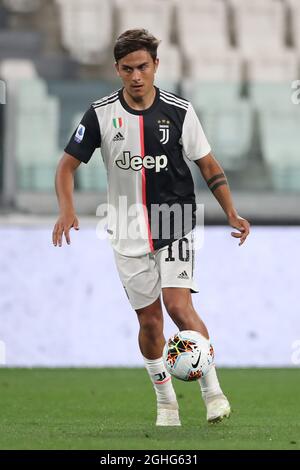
[137,310,163,336]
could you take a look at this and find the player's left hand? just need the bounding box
[227,214,250,246]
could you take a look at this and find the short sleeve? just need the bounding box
[181,103,211,161]
[64,106,101,164]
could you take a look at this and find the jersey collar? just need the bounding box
[118,86,160,115]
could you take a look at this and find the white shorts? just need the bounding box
[113,231,199,310]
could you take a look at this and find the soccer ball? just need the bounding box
[163,330,214,381]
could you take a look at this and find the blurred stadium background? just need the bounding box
[0,0,299,369]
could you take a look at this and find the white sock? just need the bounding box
[143,356,178,407]
[198,364,223,401]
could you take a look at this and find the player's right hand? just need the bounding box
[52,213,80,247]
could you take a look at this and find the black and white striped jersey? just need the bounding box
[65,86,211,256]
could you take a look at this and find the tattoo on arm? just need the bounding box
[207,173,225,186]
[206,173,228,193]
[210,180,228,193]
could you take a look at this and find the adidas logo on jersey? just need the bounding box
[113,132,125,142]
[116,151,168,173]
[177,270,189,280]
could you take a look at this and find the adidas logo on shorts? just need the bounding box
[113,132,125,142]
[177,270,189,280]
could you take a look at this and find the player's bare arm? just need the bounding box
[52,153,81,247]
[195,152,250,246]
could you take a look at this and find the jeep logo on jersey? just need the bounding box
[158,119,170,144]
[116,152,168,172]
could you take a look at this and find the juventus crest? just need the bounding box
[158,119,170,144]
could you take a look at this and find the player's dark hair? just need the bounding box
[114,29,160,62]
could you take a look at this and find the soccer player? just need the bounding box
[52,29,250,425]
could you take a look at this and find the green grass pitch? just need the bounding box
[0,368,299,450]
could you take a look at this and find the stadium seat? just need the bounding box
[199,100,253,171]
[247,50,298,82]
[180,80,240,110]
[154,44,182,94]
[247,51,298,109]
[15,79,60,191]
[55,0,113,65]
[182,81,242,110]
[175,0,230,56]
[259,107,300,191]
[181,49,242,108]
[184,48,242,81]
[115,0,173,45]
[0,30,42,59]
[47,80,120,149]
[229,0,286,57]
[72,113,107,192]
[0,61,40,194]
[34,54,79,79]
[2,0,41,13]
[0,59,37,81]
[249,82,295,111]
